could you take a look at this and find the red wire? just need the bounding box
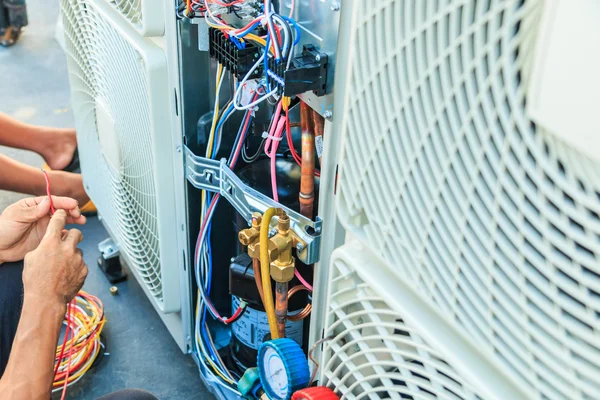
[60,300,74,400]
[42,169,56,214]
[222,305,245,324]
[53,311,70,378]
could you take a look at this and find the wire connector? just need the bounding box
[268,44,329,97]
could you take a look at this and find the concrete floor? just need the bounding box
[0,1,212,399]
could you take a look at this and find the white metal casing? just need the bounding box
[527,0,600,163]
[314,0,600,399]
[61,0,181,320]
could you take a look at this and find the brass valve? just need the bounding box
[269,213,295,282]
[238,210,306,283]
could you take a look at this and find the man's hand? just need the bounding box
[23,209,88,305]
[0,210,88,400]
[0,196,85,263]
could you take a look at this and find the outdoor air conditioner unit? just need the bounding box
[60,0,188,350]
[314,0,600,399]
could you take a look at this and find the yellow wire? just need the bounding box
[194,293,235,384]
[206,63,224,160]
[260,208,280,339]
[53,292,105,388]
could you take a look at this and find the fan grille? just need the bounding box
[335,1,600,399]
[322,256,486,400]
[108,0,141,26]
[61,0,162,300]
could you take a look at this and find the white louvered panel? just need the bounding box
[61,0,179,312]
[332,1,600,399]
[103,0,164,36]
[321,248,487,400]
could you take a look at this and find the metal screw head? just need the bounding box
[315,54,321,62]
[323,110,333,120]
[176,145,182,153]
[296,243,305,251]
[110,286,118,295]
[330,2,340,11]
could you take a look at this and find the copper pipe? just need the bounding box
[275,281,289,338]
[311,109,325,167]
[287,285,312,322]
[252,258,266,307]
[299,101,315,219]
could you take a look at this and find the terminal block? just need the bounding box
[209,28,262,79]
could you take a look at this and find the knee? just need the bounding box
[0,261,24,317]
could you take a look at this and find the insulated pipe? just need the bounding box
[312,109,325,167]
[299,102,315,219]
[275,281,289,338]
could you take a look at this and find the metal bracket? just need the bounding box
[184,146,322,264]
[98,238,120,260]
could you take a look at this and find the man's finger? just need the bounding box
[63,228,83,248]
[42,196,79,211]
[66,213,86,226]
[43,210,68,240]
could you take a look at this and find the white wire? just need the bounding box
[203,1,230,28]
[272,14,291,58]
[233,54,278,111]
[264,0,281,60]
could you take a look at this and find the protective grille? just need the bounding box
[103,0,163,36]
[322,256,486,400]
[61,0,162,300]
[335,1,600,399]
[110,0,141,25]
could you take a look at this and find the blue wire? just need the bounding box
[234,20,261,38]
[264,34,271,91]
[212,103,235,158]
[281,16,301,45]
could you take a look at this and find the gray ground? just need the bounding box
[0,1,212,399]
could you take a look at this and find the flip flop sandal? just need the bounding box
[62,148,81,174]
[0,26,22,47]
[42,163,97,216]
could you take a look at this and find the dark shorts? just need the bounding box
[0,261,23,379]
[0,262,157,400]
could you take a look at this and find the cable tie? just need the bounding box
[262,131,283,141]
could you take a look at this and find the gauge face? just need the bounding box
[261,347,290,398]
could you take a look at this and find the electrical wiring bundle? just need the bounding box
[53,291,106,398]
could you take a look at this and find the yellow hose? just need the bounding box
[260,207,280,339]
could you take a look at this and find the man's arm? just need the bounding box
[0,295,66,398]
[0,210,87,400]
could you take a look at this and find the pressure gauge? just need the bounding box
[257,338,310,400]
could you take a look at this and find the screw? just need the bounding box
[230,257,236,263]
[315,54,321,62]
[176,145,182,153]
[323,110,333,120]
[330,1,340,11]
[296,243,305,251]
[110,286,119,295]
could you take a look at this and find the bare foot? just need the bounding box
[40,128,78,170]
[47,170,90,206]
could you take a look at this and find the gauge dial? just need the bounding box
[258,338,310,400]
